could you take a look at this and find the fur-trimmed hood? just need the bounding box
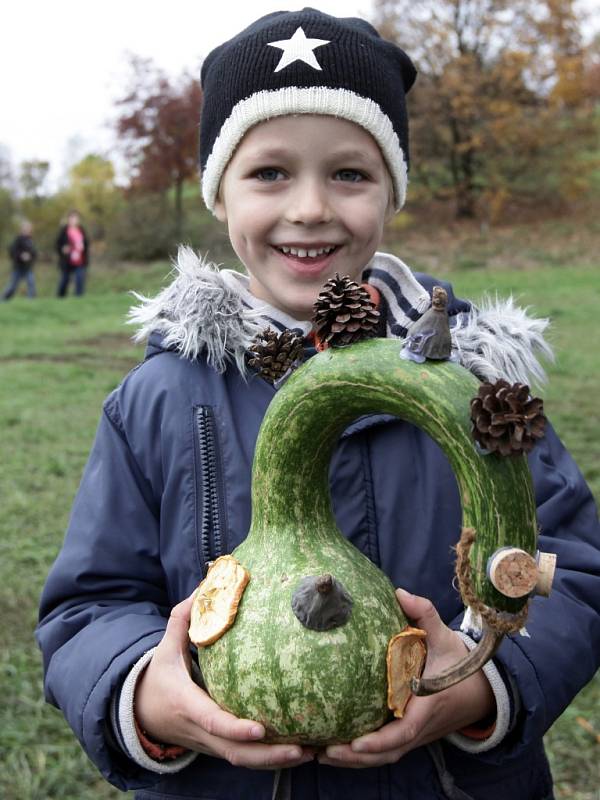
[129,246,553,387]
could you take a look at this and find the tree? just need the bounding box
[19,159,50,204]
[373,0,599,219]
[0,145,16,248]
[67,154,119,239]
[0,144,15,190]
[115,55,203,238]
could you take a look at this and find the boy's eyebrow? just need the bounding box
[326,148,378,162]
[238,146,294,162]
[238,146,381,165]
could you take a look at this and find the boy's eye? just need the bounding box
[335,169,365,182]
[254,168,285,182]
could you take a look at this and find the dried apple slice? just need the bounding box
[189,555,250,647]
[386,627,427,718]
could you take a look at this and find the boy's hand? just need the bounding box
[318,588,495,769]
[134,593,315,769]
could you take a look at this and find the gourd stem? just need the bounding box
[411,625,504,695]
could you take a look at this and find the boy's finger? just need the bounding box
[187,690,266,742]
[319,747,401,768]
[349,708,425,754]
[158,593,197,654]
[213,739,310,770]
[170,592,196,623]
[395,588,445,645]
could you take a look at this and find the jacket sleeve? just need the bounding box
[450,422,600,763]
[55,227,66,258]
[36,400,173,791]
[82,227,90,266]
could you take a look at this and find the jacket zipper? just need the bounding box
[195,405,225,573]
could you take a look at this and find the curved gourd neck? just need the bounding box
[248,339,537,613]
[250,341,476,533]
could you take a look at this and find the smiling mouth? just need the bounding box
[274,245,339,259]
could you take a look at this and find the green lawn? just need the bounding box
[1,235,598,798]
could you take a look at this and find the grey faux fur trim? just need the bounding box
[452,297,554,388]
[128,247,263,374]
[129,247,553,387]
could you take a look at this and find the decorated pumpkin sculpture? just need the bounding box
[189,279,553,745]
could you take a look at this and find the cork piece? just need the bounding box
[189,555,250,647]
[386,627,427,718]
[488,548,538,599]
[535,551,557,597]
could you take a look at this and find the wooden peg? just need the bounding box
[488,548,538,598]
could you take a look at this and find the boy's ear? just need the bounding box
[214,193,227,223]
[384,186,396,223]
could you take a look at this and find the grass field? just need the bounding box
[1,219,599,799]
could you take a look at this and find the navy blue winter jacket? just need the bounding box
[36,254,600,800]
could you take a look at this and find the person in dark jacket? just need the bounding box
[36,9,600,800]
[2,220,37,299]
[56,210,89,297]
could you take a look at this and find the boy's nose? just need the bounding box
[285,179,333,226]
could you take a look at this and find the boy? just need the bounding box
[37,9,600,800]
[2,220,37,299]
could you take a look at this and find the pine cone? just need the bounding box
[312,274,380,348]
[470,379,546,456]
[247,328,304,384]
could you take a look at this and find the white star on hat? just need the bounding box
[268,26,330,73]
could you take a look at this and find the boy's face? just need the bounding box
[215,115,394,319]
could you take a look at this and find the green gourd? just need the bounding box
[196,339,537,744]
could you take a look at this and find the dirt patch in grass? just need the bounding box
[75,331,136,349]
[0,332,141,371]
[0,352,137,371]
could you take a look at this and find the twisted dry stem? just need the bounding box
[411,623,503,696]
[411,527,530,696]
[456,527,530,635]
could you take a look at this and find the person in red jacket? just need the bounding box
[56,210,90,297]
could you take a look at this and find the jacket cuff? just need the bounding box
[110,648,198,774]
[445,632,512,753]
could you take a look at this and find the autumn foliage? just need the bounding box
[374,0,600,219]
[1,2,598,260]
[115,55,203,236]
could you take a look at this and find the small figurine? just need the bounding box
[401,285,452,363]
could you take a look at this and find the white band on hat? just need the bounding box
[201,86,408,214]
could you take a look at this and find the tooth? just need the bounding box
[308,249,318,258]
[289,248,298,256]
[281,246,290,253]
[297,249,307,257]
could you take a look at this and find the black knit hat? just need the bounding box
[200,7,417,213]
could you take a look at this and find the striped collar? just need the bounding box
[219,251,431,339]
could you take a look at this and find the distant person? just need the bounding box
[2,220,37,300]
[56,211,89,297]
